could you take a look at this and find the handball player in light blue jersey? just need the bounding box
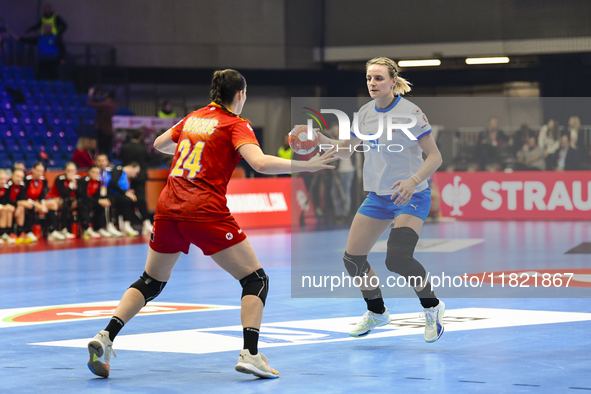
[317,57,445,342]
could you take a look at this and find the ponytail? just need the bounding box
[210,69,246,116]
[366,57,412,96]
[393,76,412,96]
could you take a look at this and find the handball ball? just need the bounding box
[289,125,319,155]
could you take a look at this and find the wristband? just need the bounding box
[410,174,421,185]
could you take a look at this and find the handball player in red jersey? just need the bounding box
[87,69,337,379]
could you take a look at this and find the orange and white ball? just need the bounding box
[288,125,319,155]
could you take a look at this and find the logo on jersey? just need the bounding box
[441,176,471,216]
[247,124,254,131]
[226,232,233,240]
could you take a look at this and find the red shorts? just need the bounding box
[149,218,247,256]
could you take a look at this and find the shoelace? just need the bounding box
[357,311,379,327]
[106,345,117,358]
[421,310,436,328]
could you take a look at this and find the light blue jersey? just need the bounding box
[354,96,432,196]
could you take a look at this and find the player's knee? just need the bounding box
[129,271,167,305]
[240,268,269,306]
[385,227,425,286]
[343,251,370,277]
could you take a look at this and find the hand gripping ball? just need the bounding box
[288,125,319,155]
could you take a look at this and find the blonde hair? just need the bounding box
[76,137,88,150]
[568,116,581,130]
[366,57,412,95]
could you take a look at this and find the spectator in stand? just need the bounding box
[512,124,535,154]
[475,117,508,170]
[538,119,561,168]
[108,162,141,236]
[77,165,111,239]
[0,169,17,245]
[567,116,583,150]
[72,137,96,169]
[2,168,28,244]
[26,3,67,42]
[23,4,67,80]
[157,100,177,118]
[119,129,153,235]
[44,162,79,240]
[516,136,546,171]
[18,162,49,243]
[551,134,584,171]
[88,88,116,157]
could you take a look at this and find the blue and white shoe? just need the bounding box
[422,300,445,343]
[348,307,392,337]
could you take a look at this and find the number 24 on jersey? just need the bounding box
[170,139,205,179]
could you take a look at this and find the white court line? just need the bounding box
[31,308,591,354]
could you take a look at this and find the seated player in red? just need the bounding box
[17,162,49,242]
[44,162,79,240]
[0,169,18,245]
[2,168,28,244]
[77,165,111,239]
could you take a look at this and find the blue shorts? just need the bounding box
[357,189,432,221]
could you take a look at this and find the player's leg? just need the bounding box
[87,220,184,378]
[389,213,445,342]
[46,199,65,240]
[345,212,394,337]
[210,238,279,379]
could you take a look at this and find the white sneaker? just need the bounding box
[142,220,153,236]
[61,228,76,239]
[348,307,392,337]
[87,330,117,378]
[123,221,139,237]
[2,233,15,244]
[26,232,38,242]
[106,223,123,238]
[235,349,279,379]
[422,300,445,343]
[48,230,66,241]
[85,228,101,239]
[98,228,113,238]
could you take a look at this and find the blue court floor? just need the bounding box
[1,220,591,393]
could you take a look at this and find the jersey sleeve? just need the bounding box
[409,106,432,140]
[231,120,259,150]
[170,115,190,143]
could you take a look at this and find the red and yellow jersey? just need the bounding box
[154,103,259,222]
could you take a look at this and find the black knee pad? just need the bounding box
[129,271,167,305]
[385,227,426,287]
[343,252,371,277]
[240,268,269,306]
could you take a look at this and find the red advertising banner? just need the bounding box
[437,171,591,220]
[226,177,315,228]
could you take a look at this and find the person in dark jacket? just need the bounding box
[119,129,152,234]
[88,88,116,156]
[108,162,141,236]
[551,134,585,171]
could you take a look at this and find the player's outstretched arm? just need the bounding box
[238,143,338,175]
[154,129,178,155]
